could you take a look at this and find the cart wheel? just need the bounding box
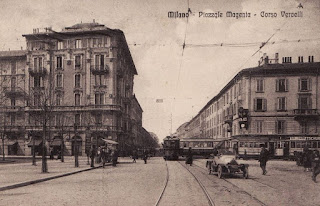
[243,167,249,179]
[218,165,223,179]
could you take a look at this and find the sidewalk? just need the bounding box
[0,156,110,191]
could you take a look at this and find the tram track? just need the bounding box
[155,160,215,206]
[178,161,215,206]
[192,160,268,206]
[154,160,169,206]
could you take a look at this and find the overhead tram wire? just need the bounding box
[194,21,289,109]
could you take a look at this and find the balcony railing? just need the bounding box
[28,67,47,77]
[293,109,318,115]
[3,87,25,98]
[26,104,123,112]
[90,65,109,75]
[293,109,319,121]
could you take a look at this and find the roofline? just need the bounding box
[132,94,143,113]
[187,62,320,126]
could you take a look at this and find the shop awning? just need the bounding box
[28,140,43,147]
[102,139,119,145]
[51,139,62,146]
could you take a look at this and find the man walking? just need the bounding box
[312,150,320,182]
[259,144,269,175]
[90,147,96,168]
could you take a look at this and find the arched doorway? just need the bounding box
[71,136,82,156]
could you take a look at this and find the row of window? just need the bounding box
[283,56,314,63]
[256,120,314,134]
[32,54,108,70]
[256,78,312,92]
[203,81,242,119]
[54,74,106,88]
[254,96,312,112]
[55,93,106,106]
[28,37,110,51]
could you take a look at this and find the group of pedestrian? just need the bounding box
[131,149,148,164]
[89,146,118,168]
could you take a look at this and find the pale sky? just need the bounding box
[0,0,319,142]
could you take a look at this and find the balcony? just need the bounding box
[90,65,109,75]
[93,85,107,90]
[4,87,25,98]
[31,86,45,94]
[293,109,319,121]
[28,67,47,77]
[0,106,24,113]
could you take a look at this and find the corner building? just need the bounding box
[181,54,320,157]
[0,22,147,156]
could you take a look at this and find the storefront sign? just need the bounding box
[290,137,320,141]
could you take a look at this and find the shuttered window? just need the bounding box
[276,79,288,92]
[298,78,312,92]
[277,97,286,111]
[254,98,267,111]
[276,121,286,134]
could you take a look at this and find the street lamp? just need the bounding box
[74,123,79,167]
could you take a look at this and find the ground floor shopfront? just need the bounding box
[0,131,125,156]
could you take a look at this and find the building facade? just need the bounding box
[178,53,320,156]
[0,22,152,156]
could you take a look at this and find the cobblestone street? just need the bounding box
[0,157,319,206]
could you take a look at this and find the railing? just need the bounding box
[3,87,25,98]
[0,106,24,112]
[25,104,122,112]
[90,65,109,74]
[28,67,47,76]
[24,125,123,133]
[293,109,318,115]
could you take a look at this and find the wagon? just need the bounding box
[206,155,249,179]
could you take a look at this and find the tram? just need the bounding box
[163,136,180,160]
[235,137,320,159]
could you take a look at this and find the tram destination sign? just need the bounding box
[290,137,320,141]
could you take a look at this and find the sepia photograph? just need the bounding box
[0,0,319,205]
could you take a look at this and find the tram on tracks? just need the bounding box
[235,136,320,159]
[163,136,181,160]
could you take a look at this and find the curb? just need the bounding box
[0,164,108,192]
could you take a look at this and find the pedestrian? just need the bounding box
[258,145,269,175]
[90,147,96,168]
[212,148,218,157]
[101,147,106,168]
[143,150,148,164]
[132,150,137,163]
[312,150,320,182]
[303,146,312,172]
[112,149,118,167]
[57,150,61,160]
[50,149,54,160]
[244,149,247,160]
[186,147,193,166]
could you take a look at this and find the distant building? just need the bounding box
[179,53,320,156]
[0,22,152,156]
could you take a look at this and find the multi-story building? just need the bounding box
[179,53,320,157]
[0,22,152,156]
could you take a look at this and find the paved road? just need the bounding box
[1,157,319,206]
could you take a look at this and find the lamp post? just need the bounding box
[74,123,79,167]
